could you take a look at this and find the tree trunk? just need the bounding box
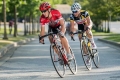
[32,15,34,34]
[3,0,8,40]
[105,20,106,32]
[13,5,17,37]
[29,19,31,35]
[107,16,110,33]
[0,21,1,31]
[29,13,32,35]
[24,15,27,36]
[107,20,110,33]
[37,20,39,32]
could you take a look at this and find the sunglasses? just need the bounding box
[72,11,78,13]
[41,10,47,13]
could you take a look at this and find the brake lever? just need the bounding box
[71,36,75,41]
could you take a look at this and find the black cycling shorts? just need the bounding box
[78,24,85,31]
[48,25,60,34]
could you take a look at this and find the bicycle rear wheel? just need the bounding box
[92,51,99,68]
[80,40,92,70]
[68,47,77,74]
[50,45,65,78]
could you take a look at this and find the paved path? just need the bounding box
[0,35,120,80]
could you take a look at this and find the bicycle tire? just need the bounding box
[92,52,99,68]
[68,47,77,74]
[50,45,65,78]
[80,40,92,70]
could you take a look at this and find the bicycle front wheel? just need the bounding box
[50,45,65,78]
[68,47,77,74]
[80,40,92,70]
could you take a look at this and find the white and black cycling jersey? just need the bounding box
[70,10,89,24]
[70,10,90,30]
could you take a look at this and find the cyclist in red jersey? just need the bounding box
[39,2,73,61]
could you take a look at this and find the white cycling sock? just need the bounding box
[67,53,72,57]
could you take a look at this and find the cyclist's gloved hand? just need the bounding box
[70,31,74,36]
[70,31,75,41]
[85,27,90,31]
[39,35,45,44]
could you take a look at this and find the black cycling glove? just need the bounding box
[70,31,74,35]
[39,35,44,44]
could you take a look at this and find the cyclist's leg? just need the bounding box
[86,27,97,49]
[59,35,73,60]
[58,27,73,60]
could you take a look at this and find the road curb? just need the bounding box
[98,38,120,47]
[0,38,36,58]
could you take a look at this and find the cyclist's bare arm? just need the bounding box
[85,16,93,38]
[85,16,93,29]
[70,20,75,33]
[59,18,66,33]
[59,18,71,54]
[40,25,45,36]
[40,25,45,43]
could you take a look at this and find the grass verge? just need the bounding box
[0,34,38,49]
[92,30,120,42]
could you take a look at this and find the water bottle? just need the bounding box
[87,41,91,47]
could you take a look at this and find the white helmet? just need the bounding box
[71,2,81,12]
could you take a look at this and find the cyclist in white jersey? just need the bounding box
[70,2,97,49]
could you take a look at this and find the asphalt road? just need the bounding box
[0,35,120,80]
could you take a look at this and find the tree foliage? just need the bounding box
[1,0,120,36]
[80,0,120,23]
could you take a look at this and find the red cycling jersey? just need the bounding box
[40,9,63,28]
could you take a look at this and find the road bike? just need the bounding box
[71,30,99,70]
[39,30,77,78]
